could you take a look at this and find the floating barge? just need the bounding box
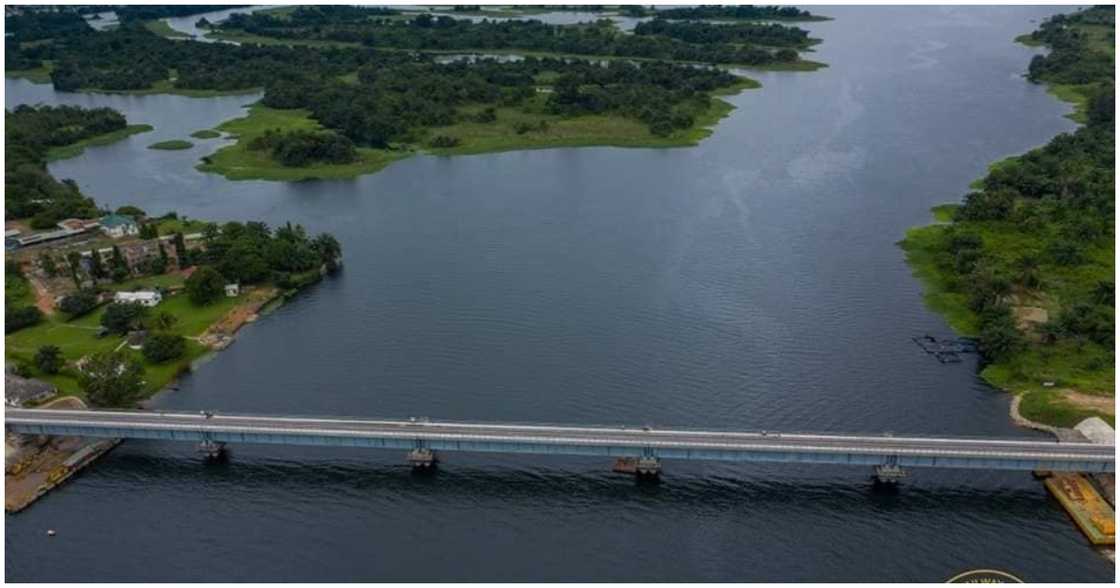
[1044,473,1115,546]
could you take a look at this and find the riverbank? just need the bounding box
[899,8,1114,430]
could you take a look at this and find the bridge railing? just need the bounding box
[8,407,1095,445]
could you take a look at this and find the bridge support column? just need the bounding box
[197,440,226,460]
[873,464,907,484]
[636,456,661,478]
[408,448,438,470]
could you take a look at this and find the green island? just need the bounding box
[148,139,194,150]
[4,7,832,182]
[190,129,222,139]
[900,6,1115,428]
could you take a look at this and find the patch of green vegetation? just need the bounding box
[189,129,222,139]
[198,77,758,180]
[898,223,982,337]
[143,18,193,39]
[5,272,35,309]
[81,79,261,97]
[1046,83,1094,123]
[196,105,409,181]
[148,139,194,150]
[44,124,154,161]
[931,204,960,223]
[427,81,754,155]
[1016,387,1115,428]
[5,291,242,397]
[5,61,54,84]
[152,217,211,235]
[1015,33,1045,47]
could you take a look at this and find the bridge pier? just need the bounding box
[873,464,907,484]
[408,448,438,470]
[636,456,662,478]
[197,440,226,460]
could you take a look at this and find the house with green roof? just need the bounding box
[99,213,139,239]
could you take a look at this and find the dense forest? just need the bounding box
[5,8,91,43]
[114,5,247,22]
[654,5,824,21]
[902,6,1115,426]
[264,56,741,143]
[216,8,810,66]
[8,20,746,142]
[5,105,125,226]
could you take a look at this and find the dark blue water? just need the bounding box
[5,6,1113,582]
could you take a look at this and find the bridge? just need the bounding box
[5,408,1114,481]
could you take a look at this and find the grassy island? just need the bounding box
[148,139,194,150]
[900,7,1115,428]
[190,129,222,139]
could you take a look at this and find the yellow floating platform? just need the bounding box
[1045,473,1115,546]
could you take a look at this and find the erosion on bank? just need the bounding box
[900,6,1115,428]
[4,213,343,407]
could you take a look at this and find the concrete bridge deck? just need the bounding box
[5,408,1114,474]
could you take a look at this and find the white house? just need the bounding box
[114,290,162,307]
[99,214,140,239]
[224,283,240,297]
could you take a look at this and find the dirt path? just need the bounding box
[1061,390,1116,416]
[28,275,55,316]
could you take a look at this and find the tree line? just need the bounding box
[654,5,822,21]
[929,6,1114,363]
[217,9,809,66]
[5,105,124,226]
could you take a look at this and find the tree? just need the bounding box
[88,250,106,280]
[185,266,225,305]
[153,311,178,330]
[66,251,84,289]
[978,311,1023,361]
[110,245,130,281]
[38,252,58,278]
[100,302,149,334]
[173,232,189,267]
[59,289,98,318]
[35,345,64,374]
[5,305,43,334]
[142,332,186,363]
[79,351,145,408]
[139,223,158,239]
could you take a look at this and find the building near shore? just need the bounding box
[114,290,162,307]
[99,214,139,238]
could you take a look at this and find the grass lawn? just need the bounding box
[153,217,212,235]
[149,139,194,150]
[5,290,244,398]
[45,124,154,161]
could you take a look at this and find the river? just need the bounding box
[4,5,1112,582]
